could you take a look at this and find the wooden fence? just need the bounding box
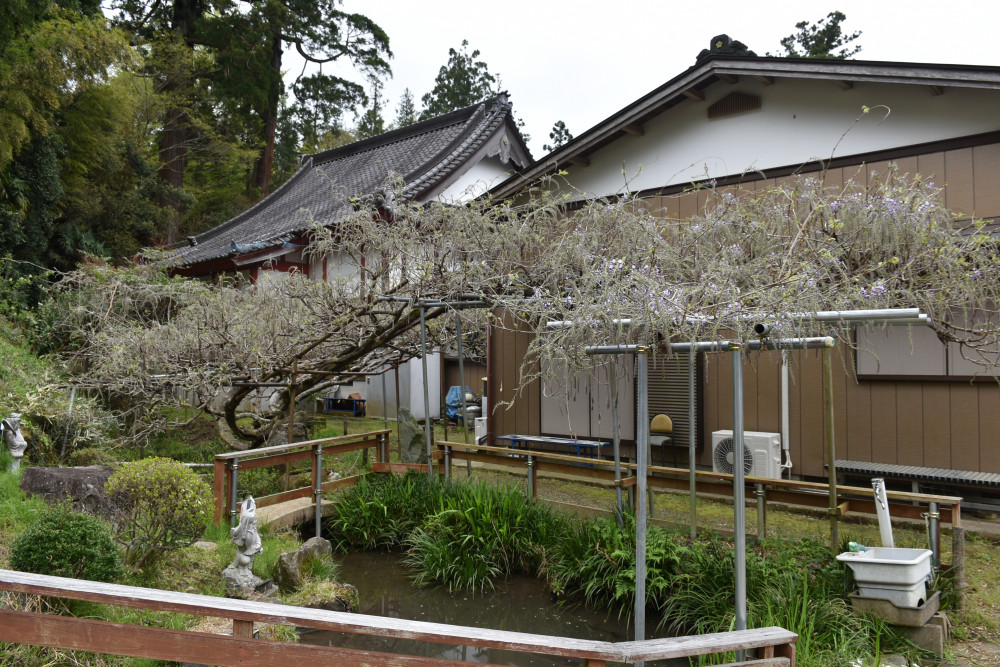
[0,569,797,666]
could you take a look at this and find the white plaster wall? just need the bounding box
[436,156,516,202]
[565,80,1000,198]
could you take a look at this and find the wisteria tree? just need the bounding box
[40,169,1000,449]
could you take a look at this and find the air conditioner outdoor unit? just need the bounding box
[711,430,782,479]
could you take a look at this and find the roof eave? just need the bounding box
[488,56,1000,200]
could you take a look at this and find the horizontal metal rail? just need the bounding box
[0,569,796,666]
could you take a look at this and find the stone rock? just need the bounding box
[19,465,115,514]
[265,419,309,446]
[303,582,358,612]
[272,536,334,593]
[397,407,427,464]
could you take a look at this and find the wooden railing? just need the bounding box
[213,430,390,525]
[0,569,797,666]
[436,440,964,552]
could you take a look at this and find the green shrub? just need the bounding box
[240,465,283,499]
[66,447,116,467]
[9,505,123,582]
[106,457,212,570]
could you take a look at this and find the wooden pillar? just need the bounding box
[232,619,254,638]
[213,459,227,525]
[953,525,966,610]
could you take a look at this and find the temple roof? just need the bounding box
[170,94,530,270]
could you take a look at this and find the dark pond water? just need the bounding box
[298,551,684,666]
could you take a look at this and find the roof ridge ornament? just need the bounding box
[697,34,757,63]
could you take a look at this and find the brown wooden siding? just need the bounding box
[443,360,487,395]
[491,139,1000,474]
[491,312,540,438]
[701,346,1000,478]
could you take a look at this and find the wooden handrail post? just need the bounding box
[213,458,227,525]
[229,458,240,527]
[232,619,253,638]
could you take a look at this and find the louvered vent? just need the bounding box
[644,352,701,455]
[707,92,761,120]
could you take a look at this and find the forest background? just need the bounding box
[0,2,865,294]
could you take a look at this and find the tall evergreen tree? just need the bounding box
[542,120,573,152]
[420,40,497,120]
[111,0,392,210]
[356,76,386,139]
[771,11,862,59]
[395,88,417,128]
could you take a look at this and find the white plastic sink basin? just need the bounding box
[836,547,932,608]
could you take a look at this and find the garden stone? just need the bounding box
[2,413,27,472]
[273,536,333,592]
[397,407,427,464]
[222,496,265,594]
[302,582,358,612]
[19,465,115,514]
[265,419,308,446]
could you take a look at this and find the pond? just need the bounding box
[298,551,684,666]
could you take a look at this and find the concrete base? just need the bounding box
[848,590,940,627]
[899,612,950,657]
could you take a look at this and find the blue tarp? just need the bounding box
[445,385,474,420]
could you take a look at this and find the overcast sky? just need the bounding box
[308,1,1000,156]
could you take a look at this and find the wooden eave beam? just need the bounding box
[717,73,738,84]
[682,88,705,102]
[567,155,590,168]
[622,124,644,137]
[929,85,944,96]
[754,75,775,85]
[835,80,854,91]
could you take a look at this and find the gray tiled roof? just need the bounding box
[171,94,526,269]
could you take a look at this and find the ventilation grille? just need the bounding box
[708,92,762,120]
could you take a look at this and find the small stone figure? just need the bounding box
[222,495,264,593]
[2,413,27,472]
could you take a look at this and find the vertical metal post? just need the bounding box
[756,484,766,538]
[444,444,451,479]
[732,347,747,640]
[382,369,388,431]
[456,312,472,475]
[928,501,940,567]
[420,305,433,476]
[314,442,323,538]
[229,458,240,528]
[610,366,623,522]
[689,351,697,540]
[526,455,535,498]
[824,347,839,552]
[634,348,649,661]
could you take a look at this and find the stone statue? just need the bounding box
[2,413,27,472]
[222,495,265,592]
